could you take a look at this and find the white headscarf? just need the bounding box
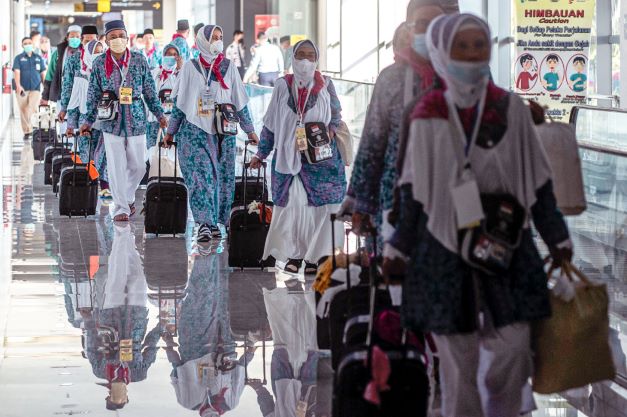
[81,40,106,75]
[196,24,223,62]
[426,13,492,108]
[291,40,319,89]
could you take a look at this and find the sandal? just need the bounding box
[304,262,317,275]
[284,259,303,273]
[129,203,136,216]
[114,213,129,222]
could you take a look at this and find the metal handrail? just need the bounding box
[570,105,627,157]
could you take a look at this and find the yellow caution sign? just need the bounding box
[97,0,111,13]
[74,3,85,12]
[290,35,307,45]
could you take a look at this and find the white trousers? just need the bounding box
[103,133,146,217]
[433,323,532,417]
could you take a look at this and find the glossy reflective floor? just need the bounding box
[0,119,626,417]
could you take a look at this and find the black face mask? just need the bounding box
[238,39,244,45]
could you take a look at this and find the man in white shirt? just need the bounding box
[226,30,246,79]
[243,32,284,86]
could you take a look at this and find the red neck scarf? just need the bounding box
[105,49,130,79]
[285,71,326,113]
[80,46,88,72]
[199,53,229,90]
[146,46,156,58]
[160,66,173,82]
[395,47,435,92]
[172,33,185,41]
[105,363,130,384]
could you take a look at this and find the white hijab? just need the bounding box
[426,14,491,108]
[171,24,248,134]
[68,40,105,113]
[399,14,553,253]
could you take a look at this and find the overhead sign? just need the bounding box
[74,1,163,28]
[513,0,596,121]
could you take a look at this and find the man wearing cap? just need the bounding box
[58,25,99,123]
[80,20,167,222]
[42,24,82,104]
[142,28,161,69]
[171,19,191,61]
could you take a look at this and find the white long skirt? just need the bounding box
[263,177,345,264]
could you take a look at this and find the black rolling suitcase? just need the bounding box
[32,105,57,161]
[144,142,188,236]
[44,134,71,185]
[52,134,75,194]
[232,140,268,208]
[332,228,429,417]
[228,158,272,269]
[58,134,99,217]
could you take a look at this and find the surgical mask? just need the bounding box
[162,56,177,69]
[446,60,491,85]
[109,38,127,54]
[23,45,34,54]
[209,40,224,56]
[412,34,429,59]
[68,37,81,49]
[292,58,317,87]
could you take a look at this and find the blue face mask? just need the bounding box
[412,34,429,59]
[162,56,177,69]
[23,45,34,54]
[446,60,491,84]
[68,37,81,49]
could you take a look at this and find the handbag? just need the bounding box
[97,90,119,121]
[535,120,587,215]
[304,122,333,164]
[532,261,615,394]
[214,103,240,136]
[335,120,354,166]
[459,193,526,275]
[148,129,183,179]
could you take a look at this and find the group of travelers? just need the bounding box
[14,0,580,414]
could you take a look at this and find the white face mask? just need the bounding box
[292,58,317,87]
[209,40,223,56]
[109,38,127,54]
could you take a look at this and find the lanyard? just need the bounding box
[201,61,216,93]
[292,80,312,125]
[444,87,488,177]
[113,52,130,87]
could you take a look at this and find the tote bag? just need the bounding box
[148,129,182,179]
[532,262,615,394]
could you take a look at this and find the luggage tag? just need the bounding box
[119,339,133,362]
[451,168,484,230]
[296,122,308,152]
[119,86,133,105]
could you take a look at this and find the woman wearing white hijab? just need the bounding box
[250,40,346,274]
[65,39,111,198]
[164,25,259,243]
[384,14,572,417]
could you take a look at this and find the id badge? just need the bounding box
[451,177,484,230]
[119,86,133,105]
[296,123,307,152]
[36,63,41,71]
[198,92,215,118]
[119,339,133,362]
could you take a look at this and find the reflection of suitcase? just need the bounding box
[581,150,616,195]
[58,137,98,217]
[228,161,271,269]
[229,271,275,339]
[144,237,189,290]
[332,229,429,417]
[143,143,188,236]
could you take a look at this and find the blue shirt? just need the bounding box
[543,72,560,91]
[13,52,46,91]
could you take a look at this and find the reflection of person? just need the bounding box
[568,56,587,93]
[516,54,537,91]
[542,54,561,91]
[164,251,255,415]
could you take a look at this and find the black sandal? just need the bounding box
[304,262,317,275]
[284,259,303,273]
